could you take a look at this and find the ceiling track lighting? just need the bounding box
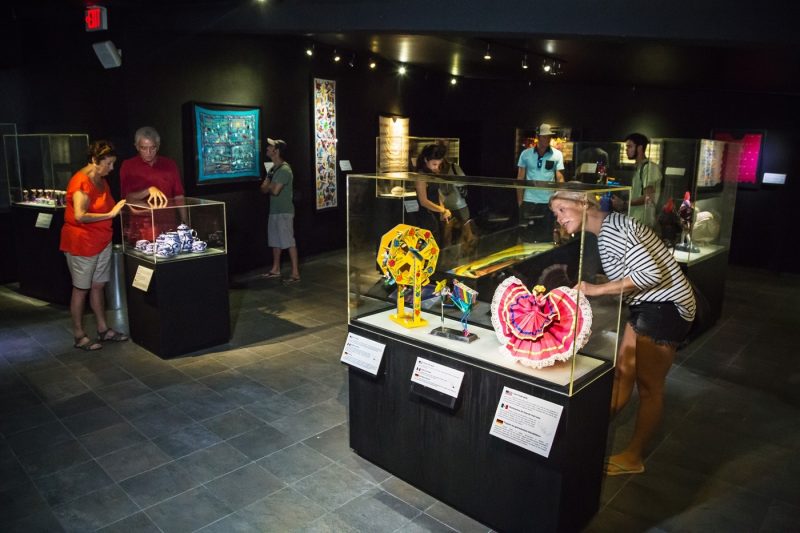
[483,43,492,61]
[332,49,341,62]
[368,58,377,69]
[398,64,407,75]
[521,54,528,70]
[305,43,314,57]
[450,77,458,86]
[348,53,356,68]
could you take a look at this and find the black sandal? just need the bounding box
[97,329,129,342]
[74,335,103,351]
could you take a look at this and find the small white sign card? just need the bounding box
[403,199,419,213]
[410,357,464,399]
[339,160,352,171]
[131,265,154,292]
[489,386,564,457]
[665,167,686,176]
[34,213,53,229]
[579,162,598,174]
[340,332,385,375]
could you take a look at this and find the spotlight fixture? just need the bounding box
[542,59,552,73]
[521,54,528,70]
[398,64,407,75]
[368,58,377,69]
[332,49,341,62]
[483,43,492,61]
[348,53,356,68]
[305,44,314,57]
[450,77,458,86]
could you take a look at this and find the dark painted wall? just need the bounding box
[1,20,798,277]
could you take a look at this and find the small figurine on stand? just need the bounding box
[430,279,478,343]
[674,191,700,253]
[657,196,681,247]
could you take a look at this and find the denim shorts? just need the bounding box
[628,302,692,346]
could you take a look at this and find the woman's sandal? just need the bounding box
[97,329,129,342]
[282,276,301,285]
[74,335,103,351]
[260,271,281,279]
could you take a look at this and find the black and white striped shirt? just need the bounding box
[598,212,696,321]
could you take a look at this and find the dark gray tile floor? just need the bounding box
[1,253,799,532]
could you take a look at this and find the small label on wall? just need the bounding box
[665,167,686,176]
[404,199,419,213]
[339,160,352,171]
[762,172,786,185]
[34,213,53,229]
[132,265,154,292]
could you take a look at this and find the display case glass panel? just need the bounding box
[654,138,740,265]
[120,197,227,263]
[347,172,630,396]
[3,133,89,207]
[374,137,460,197]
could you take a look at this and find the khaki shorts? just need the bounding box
[268,213,296,250]
[65,243,112,290]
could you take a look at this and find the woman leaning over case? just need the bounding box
[60,140,128,351]
[549,185,695,476]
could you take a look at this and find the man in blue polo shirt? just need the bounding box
[516,123,565,242]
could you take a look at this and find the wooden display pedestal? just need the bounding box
[11,204,72,305]
[347,322,613,533]
[124,253,230,358]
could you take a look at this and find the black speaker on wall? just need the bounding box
[92,40,122,69]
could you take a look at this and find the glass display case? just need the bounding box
[653,138,740,266]
[347,171,630,396]
[374,136,460,197]
[3,133,89,207]
[0,124,18,210]
[120,197,227,264]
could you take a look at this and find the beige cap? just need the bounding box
[538,123,555,136]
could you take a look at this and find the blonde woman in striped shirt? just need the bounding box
[550,186,695,476]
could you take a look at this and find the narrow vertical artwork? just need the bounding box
[314,78,337,210]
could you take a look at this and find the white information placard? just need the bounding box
[340,332,385,375]
[131,265,154,292]
[410,357,464,399]
[403,199,419,213]
[665,167,686,176]
[34,213,53,229]
[339,160,353,171]
[762,172,786,185]
[579,162,598,174]
[489,386,563,457]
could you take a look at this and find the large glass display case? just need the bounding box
[653,138,740,266]
[374,136,460,197]
[0,124,18,210]
[346,172,631,532]
[120,197,227,263]
[3,133,89,207]
[347,171,630,396]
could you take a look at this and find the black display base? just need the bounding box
[11,205,72,305]
[680,250,727,341]
[347,323,613,533]
[124,253,231,358]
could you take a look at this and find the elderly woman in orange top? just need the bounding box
[60,140,128,351]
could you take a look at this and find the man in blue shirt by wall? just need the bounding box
[516,123,565,242]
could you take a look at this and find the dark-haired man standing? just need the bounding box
[624,133,662,228]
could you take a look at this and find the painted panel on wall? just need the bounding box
[193,103,261,185]
[314,78,337,210]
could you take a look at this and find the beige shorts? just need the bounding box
[268,213,296,250]
[65,243,112,290]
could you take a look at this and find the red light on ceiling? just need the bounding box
[85,5,108,32]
